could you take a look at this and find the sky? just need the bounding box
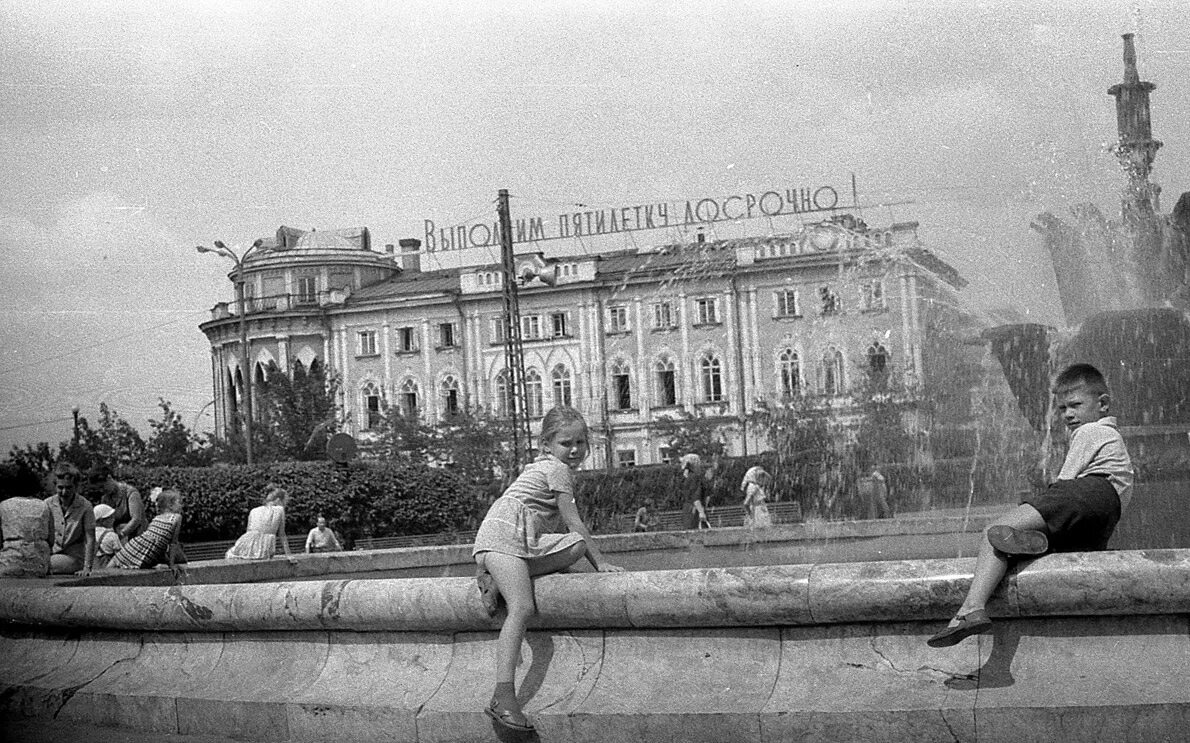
[2,0,1188,455]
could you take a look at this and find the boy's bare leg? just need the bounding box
[948,504,1047,623]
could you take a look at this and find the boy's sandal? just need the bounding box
[485,698,535,732]
[476,570,501,617]
[927,609,992,647]
[987,525,1048,556]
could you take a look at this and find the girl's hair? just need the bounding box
[155,488,183,512]
[263,486,289,505]
[539,405,587,445]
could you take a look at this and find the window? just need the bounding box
[521,315,542,340]
[868,343,890,375]
[821,348,845,395]
[862,280,886,311]
[440,375,460,417]
[525,369,544,418]
[608,305,629,332]
[438,322,457,348]
[659,446,675,464]
[616,449,637,468]
[296,276,317,305]
[779,348,800,397]
[819,286,841,316]
[611,360,632,410]
[494,371,512,417]
[550,312,568,338]
[242,282,257,313]
[490,317,507,344]
[397,326,418,353]
[652,301,675,329]
[399,378,419,418]
[700,353,724,402]
[696,297,719,325]
[361,382,383,430]
[356,330,378,356]
[552,365,573,407]
[655,358,677,406]
[775,289,801,318]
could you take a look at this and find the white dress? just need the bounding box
[225,504,285,559]
[743,483,773,529]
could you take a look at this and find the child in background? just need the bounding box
[928,363,1134,647]
[472,406,623,734]
[93,503,122,568]
[110,488,185,572]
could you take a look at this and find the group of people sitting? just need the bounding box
[0,461,185,578]
[0,463,345,579]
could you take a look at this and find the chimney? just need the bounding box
[385,243,395,255]
[398,238,421,273]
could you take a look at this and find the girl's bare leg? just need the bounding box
[482,541,587,721]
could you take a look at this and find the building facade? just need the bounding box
[200,216,967,468]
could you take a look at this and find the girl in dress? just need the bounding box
[741,466,773,529]
[225,487,292,560]
[472,406,622,734]
[110,489,184,570]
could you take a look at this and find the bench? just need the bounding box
[179,535,306,562]
[615,501,803,533]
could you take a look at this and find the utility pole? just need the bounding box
[497,189,532,469]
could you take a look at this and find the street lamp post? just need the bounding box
[197,239,263,465]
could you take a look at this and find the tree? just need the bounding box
[144,398,213,467]
[651,411,727,462]
[248,359,341,462]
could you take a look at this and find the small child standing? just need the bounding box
[472,406,622,734]
[928,363,1134,647]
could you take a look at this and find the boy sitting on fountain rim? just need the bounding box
[928,363,1134,647]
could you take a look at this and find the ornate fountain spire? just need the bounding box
[1108,33,1162,217]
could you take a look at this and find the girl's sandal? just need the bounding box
[477,570,501,617]
[485,698,535,732]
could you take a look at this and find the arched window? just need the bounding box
[360,381,383,430]
[399,378,419,418]
[867,342,889,375]
[779,348,800,398]
[611,360,632,410]
[440,375,460,417]
[700,353,723,402]
[525,368,544,418]
[494,370,512,417]
[229,368,242,414]
[821,348,845,395]
[655,357,677,406]
[551,365,573,407]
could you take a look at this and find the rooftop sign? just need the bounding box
[423,182,849,252]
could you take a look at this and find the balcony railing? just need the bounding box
[208,290,344,321]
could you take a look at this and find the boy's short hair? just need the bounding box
[1053,363,1109,397]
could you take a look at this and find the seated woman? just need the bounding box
[109,489,184,570]
[633,499,660,532]
[225,487,293,560]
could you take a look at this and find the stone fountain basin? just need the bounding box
[2,514,1188,742]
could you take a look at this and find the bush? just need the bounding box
[117,461,481,544]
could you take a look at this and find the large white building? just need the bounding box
[199,216,967,468]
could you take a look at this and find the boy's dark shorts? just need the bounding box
[1021,475,1120,552]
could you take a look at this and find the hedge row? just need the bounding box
[117,461,482,544]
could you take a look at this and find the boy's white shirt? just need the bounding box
[1056,416,1135,512]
